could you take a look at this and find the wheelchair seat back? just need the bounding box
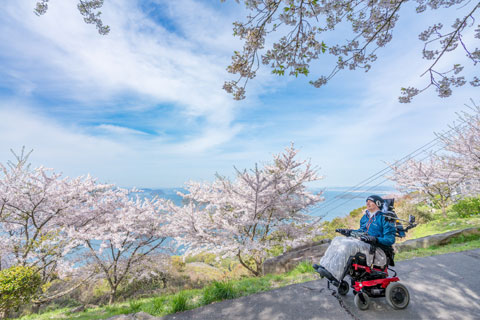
[381,198,407,238]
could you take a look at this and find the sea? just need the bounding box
[132,186,398,222]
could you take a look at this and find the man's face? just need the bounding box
[366,200,379,212]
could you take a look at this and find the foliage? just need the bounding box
[222,0,480,100]
[170,256,186,273]
[394,196,433,224]
[91,279,111,302]
[453,197,480,218]
[0,266,42,317]
[348,206,367,220]
[169,145,324,276]
[184,253,217,265]
[202,281,237,305]
[318,217,348,240]
[318,206,365,239]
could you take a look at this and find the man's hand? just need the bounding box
[360,234,377,244]
[335,228,352,236]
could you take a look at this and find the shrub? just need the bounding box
[184,252,217,265]
[0,266,42,318]
[348,206,367,219]
[202,281,237,305]
[452,197,480,218]
[395,198,433,224]
[170,256,186,272]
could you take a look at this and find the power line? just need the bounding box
[309,137,444,215]
[319,146,453,218]
[307,119,467,219]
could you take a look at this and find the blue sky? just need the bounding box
[0,0,477,189]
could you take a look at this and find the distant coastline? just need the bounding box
[132,186,399,222]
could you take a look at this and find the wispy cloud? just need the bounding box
[0,1,477,188]
[0,0,249,148]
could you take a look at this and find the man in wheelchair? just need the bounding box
[313,195,415,310]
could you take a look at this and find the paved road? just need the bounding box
[160,249,480,320]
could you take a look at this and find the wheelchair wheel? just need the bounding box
[386,282,410,309]
[354,292,370,310]
[338,280,349,296]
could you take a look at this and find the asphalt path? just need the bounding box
[159,249,480,320]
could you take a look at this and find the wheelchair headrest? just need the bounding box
[381,198,395,213]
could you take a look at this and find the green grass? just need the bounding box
[287,260,315,276]
[169,292,189,313]
[407,216,480,239]
[202,281,237,305]
[128,300,142,313]
[396,233,480,261]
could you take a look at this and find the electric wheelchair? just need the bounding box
[314,199,417,310]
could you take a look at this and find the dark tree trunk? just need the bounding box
[108,285,118,304]
[237,253,260,276]
[32,303,41,314]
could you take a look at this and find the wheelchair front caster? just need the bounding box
[338,280,349,296]
[354,292,370,310]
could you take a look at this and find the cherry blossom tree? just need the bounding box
[223,0,480,101]
[437,100,480,195]
[389,154,466,217]
[169,145,323,276]
[0,149,173,306]
[68,189,172,304]
[0,149,113,304]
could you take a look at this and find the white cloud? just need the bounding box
[0,101,240,187]
[0,0,253,150]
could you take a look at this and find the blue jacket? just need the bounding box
[356,210,396,246]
